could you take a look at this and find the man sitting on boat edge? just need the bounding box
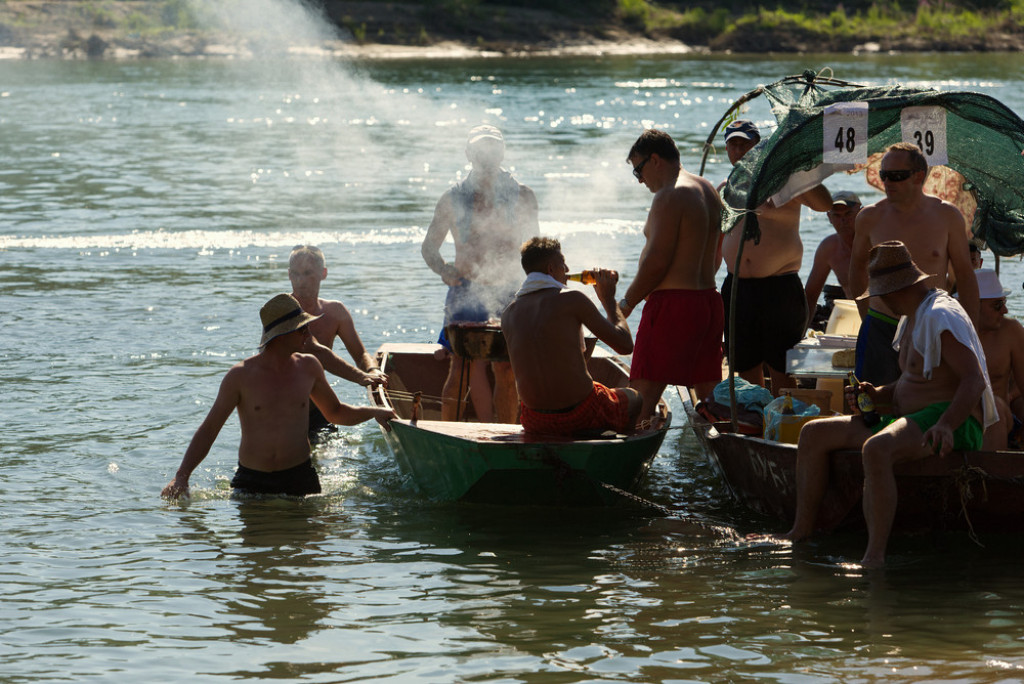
[500,237,643,437]
[782,241,996,567]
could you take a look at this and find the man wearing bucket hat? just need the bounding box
[971,269,1024,449]
[421,124,539,423]
[161,294,395,500]
[783,241,996,567]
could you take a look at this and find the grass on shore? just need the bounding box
[621,0,1024,48]
[2,0,1024,51]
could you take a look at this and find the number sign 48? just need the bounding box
[823,102,868,164]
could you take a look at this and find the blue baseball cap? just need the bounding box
[724,120,760,142]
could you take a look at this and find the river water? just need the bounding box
[4,26,1024,683]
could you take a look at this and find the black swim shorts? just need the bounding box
[231,458,321,497]
[722,272,807,373]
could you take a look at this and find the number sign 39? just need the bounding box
[901,106,948,166]
[823,102,868,164]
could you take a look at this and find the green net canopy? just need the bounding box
[718,71,1024,257]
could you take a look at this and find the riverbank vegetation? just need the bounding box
[1,0,1023,58]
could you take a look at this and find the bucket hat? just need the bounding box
[259,293,321,349]
[857,240,932,299]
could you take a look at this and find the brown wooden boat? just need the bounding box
[678,386,1024,536]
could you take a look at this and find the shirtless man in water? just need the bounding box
[619,128,725,419]
[720,120,833,393]
[289,245,387,435]
[849,142,978,386]
[161,294,395,500]
[783,242,995,567]
[501,237,642,436]
[421,124,539,423]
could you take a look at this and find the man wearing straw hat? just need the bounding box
[783,241,996,567]
[161,294,395,500]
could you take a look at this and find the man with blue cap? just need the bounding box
[720,119,833,394]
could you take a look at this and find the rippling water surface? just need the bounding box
[4,38,1024,682]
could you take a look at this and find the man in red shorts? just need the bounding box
[619,129,726,418]
[501,237,642,436]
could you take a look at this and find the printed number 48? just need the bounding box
[913,130,935,155]
[834,127,856,153]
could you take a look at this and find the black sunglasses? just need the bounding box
[632,155,652,180]
[879,169,914,183]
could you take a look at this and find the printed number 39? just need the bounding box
[913,130,935,155]
[834,127,856,153]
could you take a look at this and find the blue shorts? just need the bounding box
[855,309,901,386]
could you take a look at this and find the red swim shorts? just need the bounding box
[520,382,632,436]
[630,288,724,385]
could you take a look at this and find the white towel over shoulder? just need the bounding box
[515,272,564,298]
[895,289,998,428]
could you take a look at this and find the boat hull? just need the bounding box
[384,418,666,505]
[680,387,1024,535]
[372,343,670,505]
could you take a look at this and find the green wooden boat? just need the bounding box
[369,342,670,505]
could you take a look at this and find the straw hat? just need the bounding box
[857,240,933,299]
[259,294,321,349]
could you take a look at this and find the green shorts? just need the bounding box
[871,401,983,451]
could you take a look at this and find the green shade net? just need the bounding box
[720,70,1024,257]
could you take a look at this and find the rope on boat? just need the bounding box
[384,389,445,406]
[954,464,989,548]
[600,482,673,516]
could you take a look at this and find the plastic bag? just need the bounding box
[763,396,821,442]
[711,377,775,416]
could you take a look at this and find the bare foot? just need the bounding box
[780,527,811,542]
[859,555,885,569]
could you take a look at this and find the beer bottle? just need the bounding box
[847,372,880,427]
[781,393,796,415]
[566,270,597,285]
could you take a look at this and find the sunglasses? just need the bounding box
[632,155,652,180]
[990,298,1007,311]
[879,169,914,183]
